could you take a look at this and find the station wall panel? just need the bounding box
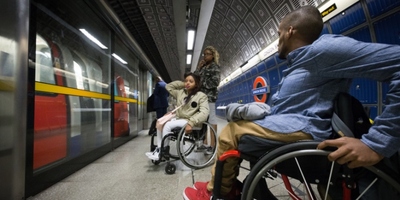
[264,56,277,69]
[330,3,365,34]
[366,0,400,18]
[268,68,280,88]
[321,23,330,35]
[256,62,266,74]
[346,26,372,42]
[374,11,400,45]
[349,78,377,104]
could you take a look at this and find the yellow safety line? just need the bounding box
[36,82,138,103]
[115,96,138,103]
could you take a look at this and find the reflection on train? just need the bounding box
[114,75,129,138]
[34,34,131,170]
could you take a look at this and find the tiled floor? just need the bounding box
[27,117,238,200]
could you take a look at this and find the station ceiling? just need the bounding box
[105,0,327,83]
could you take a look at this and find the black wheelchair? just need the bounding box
[148,119,217,174]
[212,93,400,199]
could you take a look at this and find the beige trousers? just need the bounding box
[206,120,312,195]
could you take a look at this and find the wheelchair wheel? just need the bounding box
[165,163,176,175]
[241,141,400,200]
[176,122,217,169]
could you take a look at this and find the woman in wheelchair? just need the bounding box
[145,72,209,161]
[183,5,400,200]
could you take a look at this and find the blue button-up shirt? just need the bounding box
[253,34,400,157]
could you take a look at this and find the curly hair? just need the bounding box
[204,46,220,65]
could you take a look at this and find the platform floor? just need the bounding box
[27,117,248,200]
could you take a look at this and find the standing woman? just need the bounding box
[194,46,221,151]
[145,72,209,160]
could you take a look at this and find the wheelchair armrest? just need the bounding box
[213,150,241,199]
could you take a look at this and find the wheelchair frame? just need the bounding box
[149,120,217,174]
[212,93,400,199]
[240,141,400,199]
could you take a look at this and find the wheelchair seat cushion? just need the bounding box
[238,134,286,161]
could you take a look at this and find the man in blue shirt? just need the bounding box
[183,5,400,200]
[153,77,169,118]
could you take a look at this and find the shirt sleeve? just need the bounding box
[314,35,400,157]
[166,81,184,99]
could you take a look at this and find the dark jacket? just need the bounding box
[153,80,169,109]
[194,61,221,102]
[146,94,155,113]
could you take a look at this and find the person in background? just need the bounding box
[145,72,209,160]
[183,5,400,200]
[194,46,221,154]
[153,76,169,119]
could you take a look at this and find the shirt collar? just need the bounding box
[286,46,307,66]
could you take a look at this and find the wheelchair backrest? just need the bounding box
[331,92,371,139]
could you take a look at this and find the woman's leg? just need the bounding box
[156,129,162,147]
[162,119,188,146]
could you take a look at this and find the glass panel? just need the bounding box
[113,37,139,138]
[32,0,111,171]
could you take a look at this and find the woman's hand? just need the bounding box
[317,137,384,168]
[198,60,206,69]
[185,124,193,134]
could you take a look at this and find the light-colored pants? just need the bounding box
[208,102,217,124]
[157,119,187,147]
[206,120,312,195]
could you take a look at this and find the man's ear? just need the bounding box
[287,26,294,37]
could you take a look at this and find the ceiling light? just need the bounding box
[112,53,128,64]
[79,29,108,49]
[187,30,195,50]
[186,54,192,65]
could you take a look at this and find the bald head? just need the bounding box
[281,5,323,44]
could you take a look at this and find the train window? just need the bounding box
[35,35,55,84]
[71,51,90,91]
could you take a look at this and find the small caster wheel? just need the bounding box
[165,163,176,174]
[152,160,160,165]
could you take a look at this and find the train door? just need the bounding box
[77,52,104,146]
[33,35,67,170]
[70,51,97,152]
[57,43,82,157]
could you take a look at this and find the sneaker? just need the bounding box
[193,181,209,191]
[183,187,212,200]
[145,147,157,157]
[145,147,160,161]
[209,179,242,199]
[190,180,242,199]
